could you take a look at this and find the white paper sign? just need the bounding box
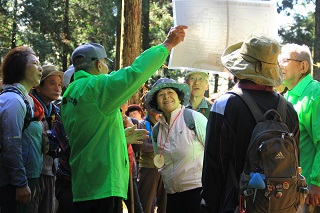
[169,0,277,73]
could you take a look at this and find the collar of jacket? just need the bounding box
[288,74,313,97]
[237,80,274,91]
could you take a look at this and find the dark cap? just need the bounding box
[71,43,108,65]
[125,104,145,118]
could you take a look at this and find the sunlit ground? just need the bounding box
[123,202,128,213]
[122,202,158,213]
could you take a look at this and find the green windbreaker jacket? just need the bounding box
[284,74,320,188]
[61,44,169,202]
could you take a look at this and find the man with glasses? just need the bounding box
[185,70,212,118]
[279,43,320,212]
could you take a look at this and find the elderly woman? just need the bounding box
[144,78,207,213]
[0,46,44,213]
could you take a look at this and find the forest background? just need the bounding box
[0,0,319,102]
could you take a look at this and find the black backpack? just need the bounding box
[0,87,32,131]
[229,89,308,213]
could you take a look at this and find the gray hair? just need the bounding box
[281,43,313,74]
[73,56,99,73]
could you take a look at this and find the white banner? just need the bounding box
[169,0,277,73]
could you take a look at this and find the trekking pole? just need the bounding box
[239,195,246,213]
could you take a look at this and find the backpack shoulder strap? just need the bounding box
[152,122,160,143]
[131,117,140,128]
[276,95,287,123]
[153,108,196,141]
[1,87,32,131]
[152,122,160,155]
[229,88,264,122]
[227,89,265,190]
[230,88,287,123]
[183,108,196,134]
[144,120,152,137]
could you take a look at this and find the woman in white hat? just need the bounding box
[144,78,207,213]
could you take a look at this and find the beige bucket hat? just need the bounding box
[221,34,283,87]
[41,64,64,82]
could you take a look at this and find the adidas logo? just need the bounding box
[275,152,285,160]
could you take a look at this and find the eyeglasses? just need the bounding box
[189,76,206,82]
[278,58,303,64]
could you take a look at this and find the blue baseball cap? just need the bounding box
[71,43,108,65]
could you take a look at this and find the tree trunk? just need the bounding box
[314,0,320,81]
[121,0,142,67]
[121,0,142,105]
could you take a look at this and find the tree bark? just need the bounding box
[121,0,142,105]
[121,0,142,67]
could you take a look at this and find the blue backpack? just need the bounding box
[0,87,32,131]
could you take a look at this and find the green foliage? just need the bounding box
[277,0,295,14]
[19,0,66,66]
[276,0,319,80]
[277,0,315,49]
[1,0,316,83]
[149,2,173,46]
[148,1,184,84]
[0,0,118,70]
[277,0,314,14]
[68,0,118,60]
[0,0,15,59]
[278,11,314,48]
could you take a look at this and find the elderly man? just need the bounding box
[60,25,187,212]
[279,43,320,212]
[29,64,66,213]
[185,70,212,118]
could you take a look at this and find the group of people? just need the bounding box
[201,35,320,213]
[0,24,319,213]
[0,48,73,213]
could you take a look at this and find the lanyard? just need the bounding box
[158,109,182,155]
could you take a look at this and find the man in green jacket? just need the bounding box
[279,43,320,212]
[61,25,187,213]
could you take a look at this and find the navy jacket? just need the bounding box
[200,83,300,213]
